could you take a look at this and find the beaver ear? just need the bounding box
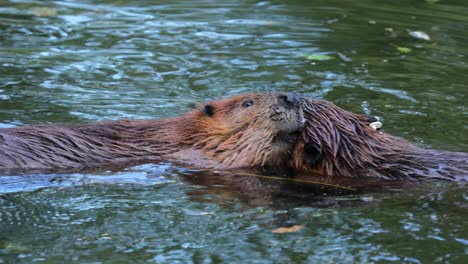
[202,104,214,117]
[303,142,322,166]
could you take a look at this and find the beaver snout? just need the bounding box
[277,93,301,108]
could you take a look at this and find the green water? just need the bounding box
[0,0,467,263]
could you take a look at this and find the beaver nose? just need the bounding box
[277,93,300,106]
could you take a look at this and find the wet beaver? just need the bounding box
[0,93,304,173]
[293,98,468,181]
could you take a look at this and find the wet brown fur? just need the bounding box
[293,98,468,181]
[0,93,304,173]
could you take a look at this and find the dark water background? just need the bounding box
[0,0,467,263]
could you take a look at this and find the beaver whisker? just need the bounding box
[273,130,302,144]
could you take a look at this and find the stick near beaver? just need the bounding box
[0,93,304,173]
[293,98,468,181]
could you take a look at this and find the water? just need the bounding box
[0,0,467,262]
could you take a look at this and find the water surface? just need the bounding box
[0,0,467,263]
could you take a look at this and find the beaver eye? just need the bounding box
[242,99,254,108]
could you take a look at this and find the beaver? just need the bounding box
[293,98,468,181]
[0,93,304,173]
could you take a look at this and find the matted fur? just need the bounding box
[293,98,468,181]
[0,93,304,173]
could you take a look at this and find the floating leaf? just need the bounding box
[31,7,57,17]
[397,46,412,53]
[1,242,30,253]
[272,225,304,233]
[391,44,412,53]
[409,31,431,41]
[304,54,334,61]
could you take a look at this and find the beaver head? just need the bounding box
[291,98,468,181]
[186,93,305,168]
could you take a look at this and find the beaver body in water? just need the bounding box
[293,98,467,181]
[0,93,304,173]
[0,92,466,181]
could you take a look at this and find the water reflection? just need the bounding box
[0,171,465,263]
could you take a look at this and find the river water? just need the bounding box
[0,0,467,263]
